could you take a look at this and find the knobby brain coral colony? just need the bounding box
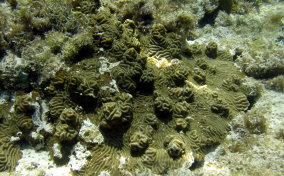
[0,0,262,175]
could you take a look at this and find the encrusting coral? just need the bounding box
[0,0,271,175]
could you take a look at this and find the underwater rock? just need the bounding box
[79,119,104,144]
[263,75,284,92]
[70,0,100,14]
[244,109,267,134]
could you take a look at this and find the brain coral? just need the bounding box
[129,131,151,154]
[14,94,34,114]
[164,135,186,158]
[0,1,262,175]
[99,93,133,130]
[154,96,173,116]
[54,123,78,142]
[0,142,22,172]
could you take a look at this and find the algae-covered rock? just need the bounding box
[244,108,267,134]
[205,41,218,59]
[264,75,284,92]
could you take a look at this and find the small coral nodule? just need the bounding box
[59,108,79,126]
[144,113,159,129]
[164,135,185,158]
[129,132,151,153]
[154,96,172,115]
[99,98,133,130]
[205,41,218,59]
[175,118,188,131]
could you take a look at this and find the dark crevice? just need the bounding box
[198,8,220,28]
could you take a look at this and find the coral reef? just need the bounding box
[0,0,280,175]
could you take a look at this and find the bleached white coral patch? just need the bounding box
[99,56,120,74]
[99,171,111,176]
[9,132,22,143]
[101,79,120,93]
[0,52,26,73]
[181,151,195,169]
[30,131,45,150]
[79,118,104,144]
[146,57,180,69]
[53,143,62,159]
[15,148,71,176]
[68,142,91,171]
[0,91,9,104]
[118,156,129,169]
[32,100,54,134]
